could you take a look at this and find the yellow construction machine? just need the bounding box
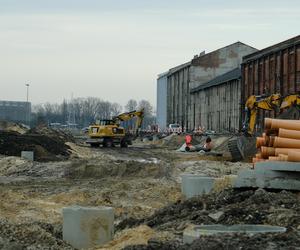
[86,109,144,148]
[229,94,300,161]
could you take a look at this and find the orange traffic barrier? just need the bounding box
[274,137,300,148]
[288,151,300,162]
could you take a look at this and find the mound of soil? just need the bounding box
[29,125,75,143]
[0,130,71,161]
[0,219,73,250]
[0,120,28,134]
[117,188,300,248]
[124,231,300,250]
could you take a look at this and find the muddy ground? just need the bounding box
[0,135,299,249]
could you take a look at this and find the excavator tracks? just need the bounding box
[228,137,244,162]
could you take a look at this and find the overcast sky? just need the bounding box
[0,0,299,107]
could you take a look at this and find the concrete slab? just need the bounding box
[255,162,300,172]
[234,167,300,190]
[183,224,286,244]
[21,151,34,161]
[181,174,215,198]
[63,206,114,249]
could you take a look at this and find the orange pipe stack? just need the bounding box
[253,118,300,166]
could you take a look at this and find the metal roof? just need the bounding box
[190,67,241,93]
[243,35,300,63]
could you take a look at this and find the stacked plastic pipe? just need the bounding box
[253,118,300,165]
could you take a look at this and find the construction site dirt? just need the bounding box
[0,131,300,249]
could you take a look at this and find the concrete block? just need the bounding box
[234,167,300,190]
[63,206,114,249]
[255,161,300,172]
[21,151,34,161]
[181,174,215,198]
[183,224,286,244]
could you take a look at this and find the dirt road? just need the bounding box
[0,141,270,250]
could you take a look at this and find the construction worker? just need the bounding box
[197,136,213,152]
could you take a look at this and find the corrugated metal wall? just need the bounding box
[157,73,168,129]
[191,79,241,132]
[242,36,300,130]
[167,65,190,128]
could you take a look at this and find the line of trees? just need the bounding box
[31,97,155,129]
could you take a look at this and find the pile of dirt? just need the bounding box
[0,120,28,134]
[124,231,300,250]
[0,125,76,161]
[0,219,73,249]
[29,125,75,143]
[0,131,71,161]
[116,188,300,247]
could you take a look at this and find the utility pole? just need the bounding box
[25,83,30,126]
[25,83,29,102]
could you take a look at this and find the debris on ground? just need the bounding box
[1,132,299,249]
[117,188,300,232]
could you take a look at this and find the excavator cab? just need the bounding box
[86,109,144,148]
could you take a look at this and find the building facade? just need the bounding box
[0,100,31,125]
[166,42,257,130]
[156,72,168,130]
[190,68,241,132]
[167,62,191,129]
[242,35,300,131]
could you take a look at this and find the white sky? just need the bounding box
[0,0,299,107]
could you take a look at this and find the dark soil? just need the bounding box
[118,188,300,249]
[0,127,73,161]
[0,219,73,250]
[124,231,300,250]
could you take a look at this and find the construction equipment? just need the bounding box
[229,94,300,161]
[86,109,144,148]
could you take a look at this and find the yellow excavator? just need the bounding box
[86,109,144,148]
[229,94,300,161]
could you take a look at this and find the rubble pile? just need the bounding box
[0,219,73,249]
[123,231,300,250]
[0,125,74,161]
[117,188,300,249]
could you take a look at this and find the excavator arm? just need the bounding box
[280,94,300,109]
[243,94,281,135]
[112,109,144,136]
[230,93,300,162]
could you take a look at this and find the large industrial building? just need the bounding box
[157,35,300,133]
[241,35,300,131]
[0,100,31,125]
[161,42,257,131]
[156,72,168,129]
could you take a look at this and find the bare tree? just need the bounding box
[111,103,122,116]
[125,99,137,112]
[138,99,153,117]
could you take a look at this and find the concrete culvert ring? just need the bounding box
[183,224,287,244]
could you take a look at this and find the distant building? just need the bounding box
[0,100,31,125]
[156,71,168,130]
[167,42,257,130]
